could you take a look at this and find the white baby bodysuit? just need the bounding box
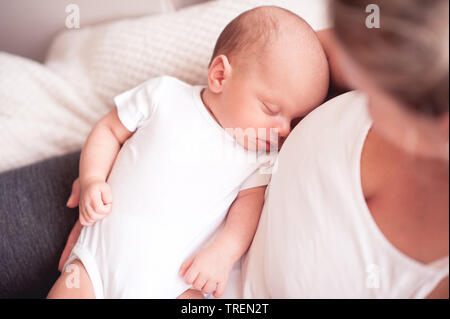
[63,76,276,298]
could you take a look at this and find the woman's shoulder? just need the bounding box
[280,90,372,166]
[359,128,396,200]
[299,90,370,131]
[301,90,380,199]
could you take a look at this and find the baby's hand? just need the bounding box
[79,180,112,226]
[179,242,235,298]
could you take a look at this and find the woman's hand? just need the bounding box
[58,178,82,271]
[179,241,235,298]
[58,176,114,271]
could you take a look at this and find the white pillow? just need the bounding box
[0,53,95,172]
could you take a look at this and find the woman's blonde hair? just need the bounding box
[332,0,449,117]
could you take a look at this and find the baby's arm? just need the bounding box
[179,185,266,297]
[212,185,266,262]
[78,108,133,226]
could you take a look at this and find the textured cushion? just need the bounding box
[0,53,94,172]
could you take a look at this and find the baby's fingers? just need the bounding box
[100,183,113,205]
[179,257,194,277]
[213,281,226,298]
[84,205,97,225]
[202,280,217,295]
[79,200,100,226]
[184,265,200,285]
[79,204,93,226]
[92,191,111,215]
[88,201,107,222]
[95,202,111,215]
[193,274,207,291]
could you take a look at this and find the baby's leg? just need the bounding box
[177,288,205,299]
[47,259,95,299]
[49,260,202,299]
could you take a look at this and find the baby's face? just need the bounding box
[215,43,329,151]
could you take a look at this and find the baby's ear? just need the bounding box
[207,54,232,93]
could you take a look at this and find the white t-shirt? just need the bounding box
[64,76,276,298]
[241,91,449,298]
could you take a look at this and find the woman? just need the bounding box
[242,0,448,298]
[1,0,448,298]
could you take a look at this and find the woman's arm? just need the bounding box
[58,178,82,271]
[426,276,449,299]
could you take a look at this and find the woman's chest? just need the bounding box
[365,159,449,264]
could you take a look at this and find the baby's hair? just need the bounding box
[209,6,307,67]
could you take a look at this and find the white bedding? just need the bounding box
[0,0,330,172]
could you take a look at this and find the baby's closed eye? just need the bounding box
[261,101,279,115]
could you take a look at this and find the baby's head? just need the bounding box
[203,6,329,151]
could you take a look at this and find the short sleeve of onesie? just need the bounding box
[239,153,278,191]
[114,77,164,132]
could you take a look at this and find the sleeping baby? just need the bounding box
[47,6,329,299]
